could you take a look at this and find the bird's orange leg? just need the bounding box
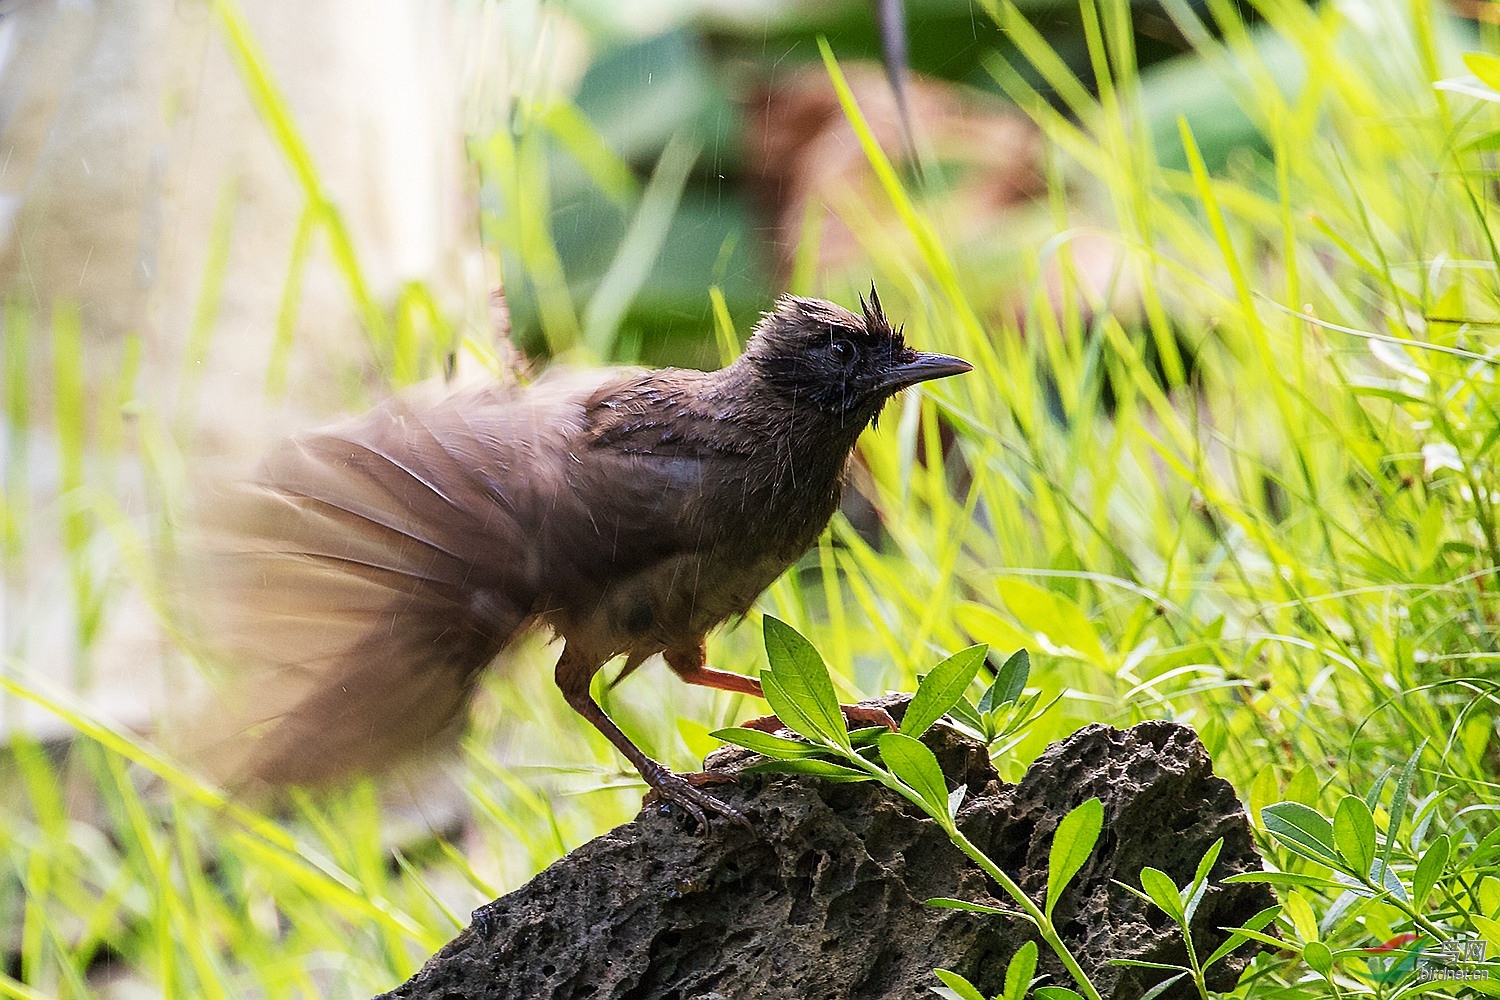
[663,644,765,697]
[664,642,896,734]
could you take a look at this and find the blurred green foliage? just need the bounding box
[495,0,1309,365]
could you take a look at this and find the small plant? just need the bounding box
[1226,745,1500,994]
[934,940,1037,1000]
[944,649,1062,758]
[1113,840,1280,1000]
[716,618,1293,1000]
[714,617,1107,1000]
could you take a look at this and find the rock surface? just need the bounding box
[378,706,1276,1000]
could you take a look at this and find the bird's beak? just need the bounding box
[877,352,973,392]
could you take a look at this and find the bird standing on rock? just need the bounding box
[190,289,971,826]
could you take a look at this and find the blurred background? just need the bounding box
[4,0,1500,995]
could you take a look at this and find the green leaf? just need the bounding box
[1302,940,1333,976]
[879,732,952,818]
[980,648,1031,712]
[1140,867,1186,924]
[1382,743,1424,873]
[1460,128,1500,152]
[1262,802,1342,866]
[924,897,1013,915]
[1223,871,1352,891]
[537,101,639,204]
[1413,834,1450,908]
[741,759,871,782]
[901,644,988,738]
[1203,905,1281,969]
[945,694,986,734]
[1471,826,1500,868]
[677,717,718,761]
[1283,889,1319,943]
[1136,972,1190,1000]
[1409,789,1444,850]
[1284,765,1320,807]
[955,601,1033,653]
[1465,51,1500,92]
[1369,857,1409,903]
[1110,959,1188,971]
[709,728,823,759]
[1181,877,1210,928]
[1247,764,1277,825]
[1033,988,1087,1000]
[1046,798,1103,917]
[1216,927,1286,951]
[1333,795,1377,878]
[759,672,824,745]
[1184,838,1223,924]
[1472,914,1500,953]
[761,617,848,748]
[996,579,1109,665]
[1193,838,1224,888]
[1363,765,1393,814]
[932,969,986,1000]
[1003,940,1038,1000]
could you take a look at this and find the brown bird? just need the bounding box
[188,289,971,826]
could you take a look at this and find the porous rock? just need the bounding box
[378,704,1275,1000]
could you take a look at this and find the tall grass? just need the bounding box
[2,0,1497,994]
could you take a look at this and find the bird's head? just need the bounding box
[743,287,972,423]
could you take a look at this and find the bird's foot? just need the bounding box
[739,703,898,735]
[839,704,899,731]
[642,768,754,833]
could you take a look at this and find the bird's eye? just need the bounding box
[828,340,853,362]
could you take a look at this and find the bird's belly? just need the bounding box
[556,550,792,663]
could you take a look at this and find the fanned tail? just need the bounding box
[179,391,534,789]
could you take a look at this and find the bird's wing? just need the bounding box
[181,371,617,788]
[558,369,758,567]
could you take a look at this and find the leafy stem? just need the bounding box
[716,618,1105,1000]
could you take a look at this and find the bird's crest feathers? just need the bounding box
[755,284,906,354]
[858,285,905,349]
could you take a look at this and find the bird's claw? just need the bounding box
[740,703,898,734]
[839,704,899,731]
[643,770,754,833]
